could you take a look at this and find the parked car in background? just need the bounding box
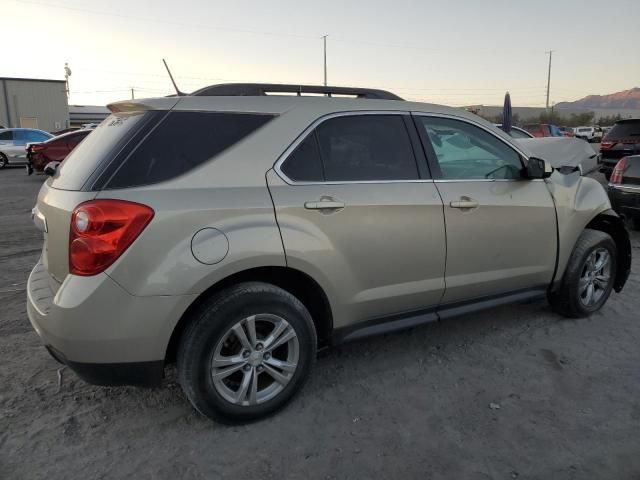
[0,128,53,168]
[600,119,640,180]
[494,124,534,139]
[522,123,564,138]
[574,126,603,143]
[608,155,640,230]
[26,83,631,423]
[558,126,575,137]
[27,129,92,175]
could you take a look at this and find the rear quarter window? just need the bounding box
[105,111,273,189]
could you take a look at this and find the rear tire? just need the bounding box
[177,282,317,423]
[548,229,617,318]
[0,153,7,169]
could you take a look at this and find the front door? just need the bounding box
[267,113,446,328]
[414,114,558,304]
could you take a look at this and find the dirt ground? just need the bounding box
[1,167,639,480]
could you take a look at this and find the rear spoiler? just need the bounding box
[107,97,179,113]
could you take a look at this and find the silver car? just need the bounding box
[0,128,53,168]
[26,84,631,423]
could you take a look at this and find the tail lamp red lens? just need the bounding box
[30,144,46,153]
[610,157,627,185]
[69,199,154,276]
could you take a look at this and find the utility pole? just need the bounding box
[545,50,554,111]
[64,62,72,100]
[131,87,135,100]
[322,35,328,86]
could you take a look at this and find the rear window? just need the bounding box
[607,120,640,139]
[51,111,273,191]
[51,112,149,190]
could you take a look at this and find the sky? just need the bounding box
[3,0,639,107]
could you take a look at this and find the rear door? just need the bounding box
[267,112,446,329]
[414,114,557,304]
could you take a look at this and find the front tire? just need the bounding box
[548,229,617,318]
[177,282,317,423]
[0,153,7,169]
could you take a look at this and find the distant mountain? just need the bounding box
[556,87,640,109]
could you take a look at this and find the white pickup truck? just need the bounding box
[574,126,603,143]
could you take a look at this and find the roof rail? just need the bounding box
[190,83,403,100]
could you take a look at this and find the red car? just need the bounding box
[522,123,564,138]
[27,129,92,175]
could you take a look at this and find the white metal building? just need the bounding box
[0,77,69,132]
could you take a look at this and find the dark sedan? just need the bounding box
[608,155,640,230]
[600,119,640,180]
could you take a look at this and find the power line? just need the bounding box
[12,0,557,56]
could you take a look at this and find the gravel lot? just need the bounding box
[1,167,639,480]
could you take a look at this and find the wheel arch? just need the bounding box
[165,266,334,363]
[584,210,631,292]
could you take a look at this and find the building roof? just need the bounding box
[0,77,66,84]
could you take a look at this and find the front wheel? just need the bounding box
[177,282,317,423]
[548,229,617,318]
[0,153,7,169]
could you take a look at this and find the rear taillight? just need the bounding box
[69,199,154,276]
[610,157,628,185]
[600,141,613,150]
[30,144,46,153]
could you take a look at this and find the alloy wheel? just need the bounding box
[578,248,612,307]
[210,314,299,406]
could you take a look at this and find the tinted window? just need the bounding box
[418,117,523,180]
[68,132,89,147]
[25,131,50,142]
[607,121,640,139]
[281,133,323,182]
[314,115,419,182]
[106,111,273,188]
[52,111,149,191]
[0,130,13,141]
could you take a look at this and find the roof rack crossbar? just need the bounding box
[191,83,403,100]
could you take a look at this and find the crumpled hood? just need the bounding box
[516,137,600,174]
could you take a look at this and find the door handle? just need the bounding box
[304,197,345,211]
[449,198,479,209]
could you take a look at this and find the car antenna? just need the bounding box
[162,59,185,96]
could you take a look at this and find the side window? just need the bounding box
[316,115,419,182]
[106,111,273,189]
[0,130,13,141]
[14,130,26,142]
[280,133,323,182]
[68,133,87,147]
[418,117,523,180]
[25,131,47,142]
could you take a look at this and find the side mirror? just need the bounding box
[43,161,60,177]
[526,157,553,179]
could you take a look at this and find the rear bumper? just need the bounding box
[27,258,197,386]
[45,345,164,387]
